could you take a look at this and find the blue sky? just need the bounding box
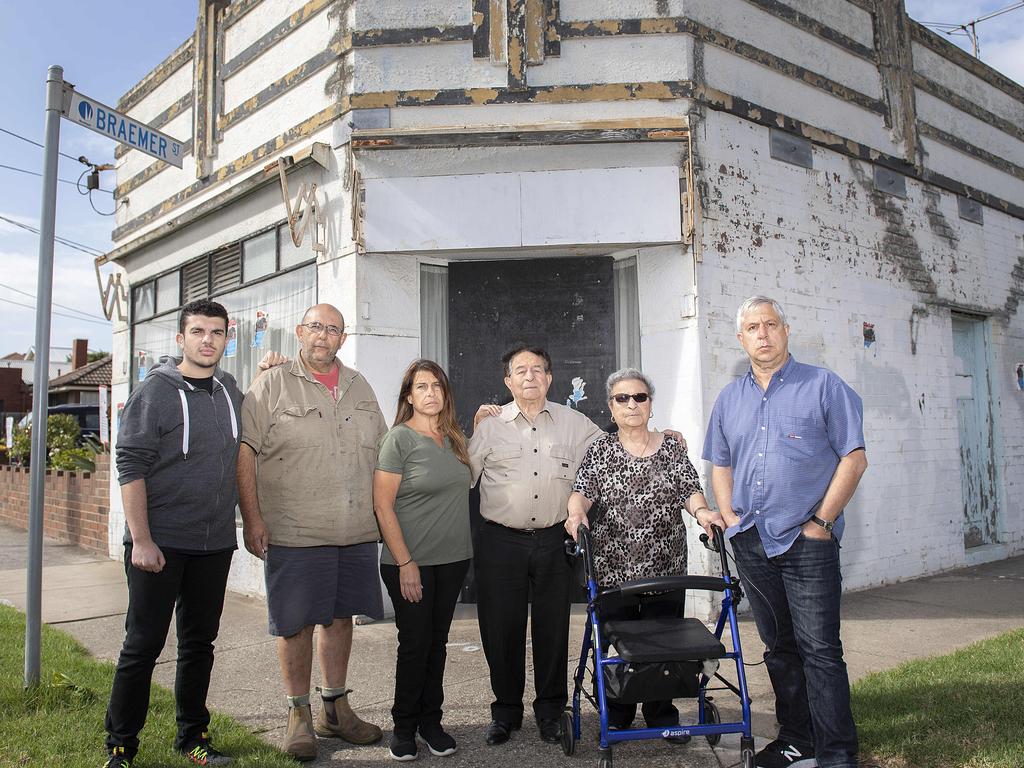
[0,2,1021,360]
[0,3,196,359]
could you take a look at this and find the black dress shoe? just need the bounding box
[538,718,561,744]
[485,720,518,746]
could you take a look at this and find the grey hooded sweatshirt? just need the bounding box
[116,356,242,551]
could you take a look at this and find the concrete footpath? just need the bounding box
[2,524,1023,767]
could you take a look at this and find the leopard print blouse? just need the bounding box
[573,433,703,587]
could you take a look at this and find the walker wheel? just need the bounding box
[560,709,576,756]
[597,749,613,768]
[704,700,721,746]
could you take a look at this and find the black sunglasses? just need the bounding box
[610,393,650,404]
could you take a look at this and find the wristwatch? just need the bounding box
[810,515,834,533]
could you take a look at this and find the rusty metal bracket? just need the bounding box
[277,157,326,253]
[351,164,365,255]
[94,260,128,322]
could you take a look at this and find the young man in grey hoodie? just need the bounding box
[103,299,241,768]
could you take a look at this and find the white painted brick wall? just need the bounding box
[695,110,1024,590]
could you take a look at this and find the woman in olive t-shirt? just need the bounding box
[373,359,473,761]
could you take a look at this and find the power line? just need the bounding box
[0,282,108,321]
[919,2,1024,58]
[0,214,106,257]
[0,161,114,194]
[0,126,91,166]
[0,296,111,326]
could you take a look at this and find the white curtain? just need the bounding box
[613,257,641,370]
[419,264,449,372]
[132,264,316,392]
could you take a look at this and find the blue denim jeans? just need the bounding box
[730,527,858,768]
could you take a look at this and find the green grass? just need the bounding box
[0,604,294,768]
[852,627,1024,768]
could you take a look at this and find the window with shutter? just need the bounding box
[182,257,210,303]
[211,244,242,294]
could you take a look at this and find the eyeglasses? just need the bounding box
[301,321,344,337]
[611,393,650,404]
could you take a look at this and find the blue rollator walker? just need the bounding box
[561,523,756,768]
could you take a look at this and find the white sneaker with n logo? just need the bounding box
[755,739,817,768]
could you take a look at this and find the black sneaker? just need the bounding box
[418,726,457,756]
[180,732,232,766]
[755,739,817,768]
[103,748,132,768]
[389,732,418,761]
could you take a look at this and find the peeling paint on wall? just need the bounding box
[863,321,875,349]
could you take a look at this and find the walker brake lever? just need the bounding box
[699,532,720,553]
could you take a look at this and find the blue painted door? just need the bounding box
[951,316,998,548]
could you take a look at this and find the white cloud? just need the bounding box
[905,0,1024,86]
[982,29,1024,86]
[0,247,113,355]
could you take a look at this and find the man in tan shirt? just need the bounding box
[469,345,604,746]
[238,303,386,761]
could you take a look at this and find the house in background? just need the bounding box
[45,340,111,406]
[97,0,1023,611]
[2,346,75,387]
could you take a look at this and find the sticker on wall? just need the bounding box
[137,350,148,381]
[252,311,269,349]
[566,377,588,409]
[224,319,238,358]
[862,322,876,350]
[1016,361,1023,392]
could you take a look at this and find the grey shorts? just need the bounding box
[265,542,384,637]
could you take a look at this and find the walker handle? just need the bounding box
[699,524,725,553]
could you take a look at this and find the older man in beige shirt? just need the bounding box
[238,303,386,761]
[469,345,604,747]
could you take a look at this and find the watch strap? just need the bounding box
[810,515,834,531]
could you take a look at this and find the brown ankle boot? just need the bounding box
[314,691,383,744]
[284,704,317,761]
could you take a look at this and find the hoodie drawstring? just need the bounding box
[213,377,238,440]
[178,389,190,459]
[178,378,237,460]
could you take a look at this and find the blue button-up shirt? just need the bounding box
[701,356,865,557]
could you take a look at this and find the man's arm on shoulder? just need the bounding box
[250,351,289,388]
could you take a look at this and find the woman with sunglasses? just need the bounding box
[564,367,716,737]
[373,360,473,761]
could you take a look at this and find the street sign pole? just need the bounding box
[25,64,65,689]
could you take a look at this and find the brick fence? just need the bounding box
[0,454,110,555]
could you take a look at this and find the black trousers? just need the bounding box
[105,545,233,757]
[474,521,573,724]
[381,559,470,737]
[600,595,683,729]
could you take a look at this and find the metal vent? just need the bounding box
[211,245,242,294]
[957,195,984,225]
[182,257,210,303]
[769,128,813,169]
[873,165,907,198]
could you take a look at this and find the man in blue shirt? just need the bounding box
[702,296,867,768]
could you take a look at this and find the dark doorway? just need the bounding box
[448,256,616,602]
[448,256,615,431]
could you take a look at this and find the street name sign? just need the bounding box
[64,89,184,168]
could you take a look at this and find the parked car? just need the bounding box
[17,404,102,445]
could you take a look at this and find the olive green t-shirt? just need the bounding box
[376,424,473,567]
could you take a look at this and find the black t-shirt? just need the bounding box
[182,374,214,393]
